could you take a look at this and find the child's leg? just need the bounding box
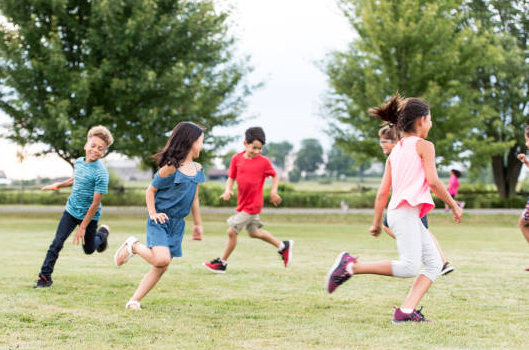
[248,229,281,248]
[39,211,79,278]
[428,231,446,264]
[129,246,171,302]
[81,220,101,254]
[221,228,238,261]
[518,215,529,244]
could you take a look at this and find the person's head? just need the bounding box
[524,126,529,148]
[244,127,266,159]
[378,125,398,155]
[369,93,432,139]
[152,122,205,168]
[84,125,114,162]
[450,169,462,178]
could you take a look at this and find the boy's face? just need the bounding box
[190,134,204,159]
[84,136,107,162]
[379,137,396,155]
[243,139,263,159]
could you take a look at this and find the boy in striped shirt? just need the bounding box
[34,126,114,288]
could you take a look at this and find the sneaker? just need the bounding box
[325,252,357,294]
[440,261,454,276]
[203,258,227,274]
[392,306,431,323]
[278,240,293,267]
[525,267,529,271]
[96,225,111,253]
[114,236,139,267]
[34,275,53,288]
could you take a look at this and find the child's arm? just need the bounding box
[418,139,463,223]
[269,173,282,206]
[145,165,174,224]
[41,177,74,191]
[72,192,103,245]
[517,153,529,168]
[220,177,235,201]
[369,159,392,237]
[191,184,203,240]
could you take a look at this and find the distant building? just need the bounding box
[0,170,12,185]
[207,168,228,181]
[104,159,152,182]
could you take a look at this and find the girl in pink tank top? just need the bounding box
[325,93,463,323]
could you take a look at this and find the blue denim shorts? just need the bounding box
[146,217,185,257]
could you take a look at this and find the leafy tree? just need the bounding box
[0,0,252,173]
[326,144,355,178]
[294,138,323,177]
[262,141,293,168]
[221,149,237,169]
[461,0,529,198]
[323,0,498,163]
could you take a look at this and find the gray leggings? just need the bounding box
[387,203,442,281]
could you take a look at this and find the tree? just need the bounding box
[461,0,529,198]
[294,138,323,177]
[221,149,237,170]
[323,0,499,164]
[0,0,252,173]
[326,144,355,178]
[262,141,293,169]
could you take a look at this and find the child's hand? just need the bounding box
[270,192,282,206]
[73,226,86,245]
[517,153,527,163]
[369,225,381,237]
[150,212,169,224]
[41,183,59,191]
[192,225,203,241]
[452,205,463,224]
[220,190,233,201]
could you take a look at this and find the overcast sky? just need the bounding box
[0,0,353,179]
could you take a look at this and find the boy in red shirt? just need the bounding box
[203,127,293,273]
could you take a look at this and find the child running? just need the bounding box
[326,94,463,323]
[203,127,293,273]
[34,125,114,288]
[516,125,529,271]
[378,125,454,275]
[114,122,205,310]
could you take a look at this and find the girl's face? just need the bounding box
[379,137,396,155]
[417,113,432,138]
[189,133,204,159]
[84,136,107,162]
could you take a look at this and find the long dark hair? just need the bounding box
[369,93,430,133]
[152,122,204,168]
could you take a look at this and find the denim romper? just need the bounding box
[146,166,205,257]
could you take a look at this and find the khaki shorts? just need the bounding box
[227,211,263,234]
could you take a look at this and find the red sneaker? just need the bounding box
[325,252,357,293]
[278,240,293,267]
[203,258,227,274]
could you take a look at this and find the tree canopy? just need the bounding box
[294,138,324,176]
[262,141,293,169]
[0,0,253,172]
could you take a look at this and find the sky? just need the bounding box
[0,0,354,180]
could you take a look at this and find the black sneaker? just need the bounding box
[96,225,111,253]
[278,240,293,267]
[203,258,227,273]
[440,261,454,276]
[34,275,52,288]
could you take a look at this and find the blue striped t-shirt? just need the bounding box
[65,157,109,221]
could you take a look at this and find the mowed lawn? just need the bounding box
[0,211,527,350]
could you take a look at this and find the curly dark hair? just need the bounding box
[151,122,204,168]
[245,127,266,145]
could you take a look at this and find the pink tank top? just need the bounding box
[388,136,434,217]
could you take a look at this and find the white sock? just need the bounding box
[400,308,413,314]
[346,262,354,275]
[220,259,227,266]
[278,242,285,251]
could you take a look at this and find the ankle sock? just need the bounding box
[400,308,413,314]
[278,242,285,251]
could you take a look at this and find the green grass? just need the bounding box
[0,211,527,349]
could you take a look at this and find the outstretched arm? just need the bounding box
[370,159,392,237]
[41,177,74,191]
[220,177,235,201]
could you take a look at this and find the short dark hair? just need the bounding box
[451,169,462,178]
[245,127,266,145]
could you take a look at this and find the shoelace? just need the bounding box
[411,307,426,321]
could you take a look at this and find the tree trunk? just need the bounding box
[491,147,523,199]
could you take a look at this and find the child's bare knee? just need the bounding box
[228,228,238,239]
[154,257,171,268]
[519,217,529,228]
[248,230,260,238]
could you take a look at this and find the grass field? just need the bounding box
[0,211,527,350]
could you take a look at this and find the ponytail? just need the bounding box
[370,93,430,134]
[369,93,402,125]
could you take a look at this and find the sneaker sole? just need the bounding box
[325,251,348,293]
[97,225,111,253]
[285,240,293,267]
[202,262,226,274]
[440,266,454,275]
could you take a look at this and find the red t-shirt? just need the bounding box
[227,152,277,214]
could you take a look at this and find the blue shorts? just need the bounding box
[384,214,429,229]
[146,218,185,257]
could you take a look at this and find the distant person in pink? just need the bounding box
[516,125,529,271]
[325,93,463,323]
[445,169,463,212]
